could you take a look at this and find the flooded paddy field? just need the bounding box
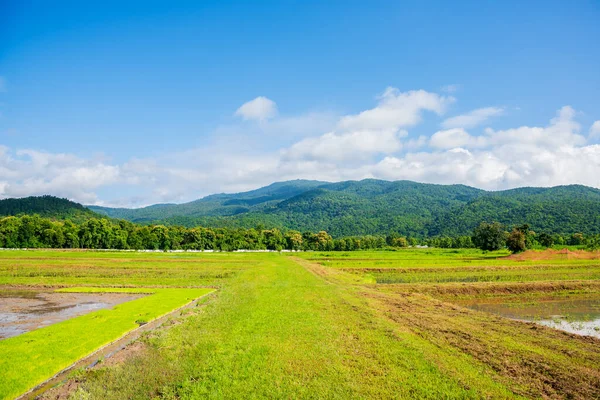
[0,289,145,339]
[457,295,600,338]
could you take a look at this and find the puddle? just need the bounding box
[0,289,145,340]
[458,296,600,339]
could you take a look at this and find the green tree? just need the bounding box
[390,236,408,248]
[569,233,585,246]
[538,233,554,248]
[587,235,600,251]
[472,222,507,251]
[285,230,303,250]
[506,228,526,253]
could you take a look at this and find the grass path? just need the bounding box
[75,254,517,399]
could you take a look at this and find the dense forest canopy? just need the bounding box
[86,179,600,237]
[0,189,597,251]
[0,195,100,223]
[0,214,594,251]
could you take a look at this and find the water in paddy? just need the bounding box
[459,296,600,339]
[0,289,144,339]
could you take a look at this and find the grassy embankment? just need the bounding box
[1,249,600,399]
[0,287,213,399]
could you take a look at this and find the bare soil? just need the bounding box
[508,248,600,261]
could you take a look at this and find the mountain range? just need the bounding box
[87,179,600,237]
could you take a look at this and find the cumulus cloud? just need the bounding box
[590,121,600,139]
[441,106,504,129]
[235,96,277,121]
[338,88,452,132]
[283,88,452,162]
[0,147,121,204]
[363,105,598,189]
[283,129,407,163]
[429,128,488,149]
[2,87,600,206]
[484,106,585,148]
[275,104,600,191]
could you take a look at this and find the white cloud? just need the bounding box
[404,135,428,150]
[235,96,277,121]
[590,121,600,139]
[429,128,488,149]
[284,88,452,162]
[485,106,585,148]
[0,148,121,204]
[338,88,452,132]
[283,129,407,163]
[363,105,598,189]
[442,106,504,129]
[2,87,600,207]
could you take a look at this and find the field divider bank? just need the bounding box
[0,287,214,400]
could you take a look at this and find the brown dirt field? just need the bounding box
[37,379,81,400]
[508,248,600,261]
[382,280,600,298]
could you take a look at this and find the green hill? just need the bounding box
[0,195,101,223]
[87,180,600,237]
[89,180,327,221]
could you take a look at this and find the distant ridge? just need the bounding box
[86,179,600,237]
[0,195,100,223]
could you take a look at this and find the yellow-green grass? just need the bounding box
[0,250,247,287]
[70,254,517,399]
[297,249,600,285]
[1,250,600,399]
[0,286,213,400]
[298,248,600,269]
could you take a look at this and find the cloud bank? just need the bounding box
[1,88,599,206]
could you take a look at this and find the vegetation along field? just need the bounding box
[1,248,599,399]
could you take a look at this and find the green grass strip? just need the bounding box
[0,287,213,400]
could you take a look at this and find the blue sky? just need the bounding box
[1,0,599,206]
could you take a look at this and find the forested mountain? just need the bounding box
[89,180,327,221]
[0,195,100,223]
[87,180,600,237]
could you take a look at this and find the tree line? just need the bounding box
[471,222,600,252]
[0,214,598,252]
[0,215,391,251]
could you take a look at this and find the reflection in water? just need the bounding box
[0,289,144,340]
[459,296,600,339]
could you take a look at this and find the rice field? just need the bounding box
[0,248,599,399]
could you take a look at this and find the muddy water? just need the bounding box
[458,296,600,339]
[0,289,144,339]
